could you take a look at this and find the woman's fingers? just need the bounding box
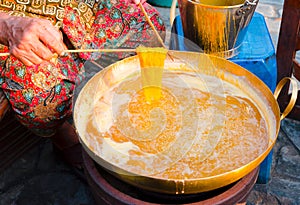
[10,42,47,66]
[6,16,66,65]
[38,23,66,56]
[18,54,40,67]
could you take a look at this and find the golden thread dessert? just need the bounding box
[84,68,269,179]
[136,46,168,103]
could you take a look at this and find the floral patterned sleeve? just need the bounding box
[63,0,165,61]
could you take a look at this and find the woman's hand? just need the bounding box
[0,14,66,66]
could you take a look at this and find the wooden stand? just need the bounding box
[276,0,300,120]
[82,150,259,205]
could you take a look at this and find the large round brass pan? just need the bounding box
[73,51,297,194]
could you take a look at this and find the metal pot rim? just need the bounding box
[74,51,283,194]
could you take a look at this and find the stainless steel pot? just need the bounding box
[170,0,259,58]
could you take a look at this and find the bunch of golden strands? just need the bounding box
[136,46,168,103]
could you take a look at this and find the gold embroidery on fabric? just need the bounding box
[15,4,26,11]
[43,4,56,15]
[77,2,87,12]
[0,0,97,32]
[9,10,25,16]
[84,0,94,8]
[56,8,63,19]
[16,0,30,5]
[55,20,62,27]
[31,12,49,19]
[60,0,71,7]
[70,0,80,4]
[31,0,44,8]
[72,6,79,14]
[85,22,90,29]
[1,0,15,8]
[83,7,92,21]
[28,6,42,14]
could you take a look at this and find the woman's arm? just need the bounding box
[0,12,65,66]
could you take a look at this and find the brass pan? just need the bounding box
[73,51,297,194]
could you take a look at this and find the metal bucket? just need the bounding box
[171,0,259,58]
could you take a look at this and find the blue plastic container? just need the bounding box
[148,0,174,7]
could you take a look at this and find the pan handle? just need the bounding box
[273,77,298,120]
[170,0,177,26]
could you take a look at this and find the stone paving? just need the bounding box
[1,0,300,205]
[248,119,300,205]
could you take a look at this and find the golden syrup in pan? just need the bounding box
[84,71,269,179]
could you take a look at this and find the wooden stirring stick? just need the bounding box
[0,53,10,57]
[0,48,136,57]
[138,3,175,61]
[1,6,167,58]
[138,3,167,49]
[1,7,171,59]
[63,48,136,54]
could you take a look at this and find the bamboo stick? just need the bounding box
[0,53,10,57]
[63,48,136,54]
[138,3,167,49]
[0,48,137,57]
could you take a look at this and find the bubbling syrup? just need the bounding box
[84,71,269,179]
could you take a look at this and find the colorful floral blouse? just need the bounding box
[0,0,165,136]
